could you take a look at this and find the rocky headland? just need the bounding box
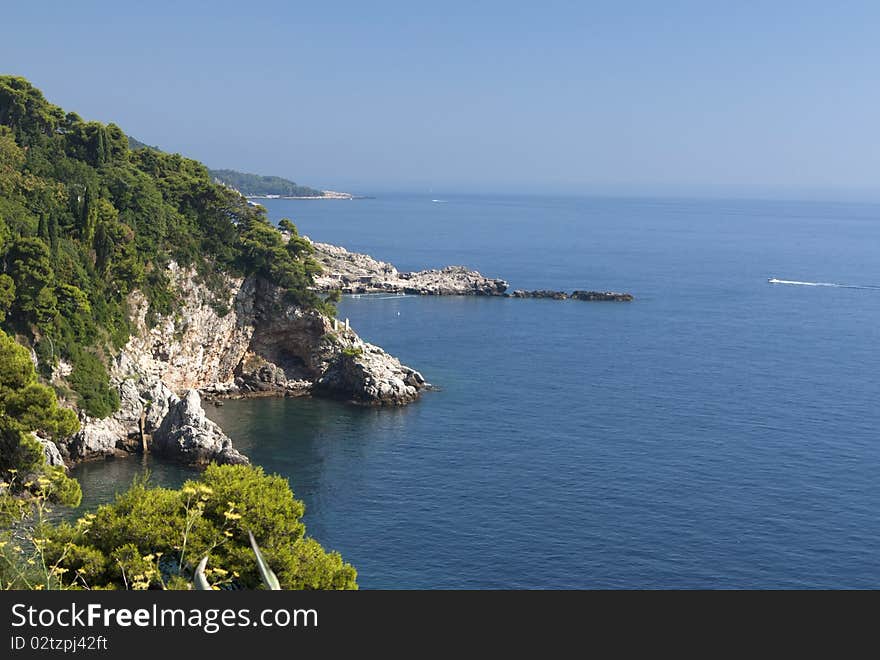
[55,260,427,468]
[309,241,509,296]
[50,239,631,471]
[309,241,633,302]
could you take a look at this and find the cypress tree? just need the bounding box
[95,128,106,165]
[37,214,49,243]
[80,187,94,241]
[94,222,110,274]
[48,212,59,255]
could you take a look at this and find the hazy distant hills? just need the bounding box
[126,135,325,197]
[207,169,324,198]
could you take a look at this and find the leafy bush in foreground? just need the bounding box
[33,464,357,590]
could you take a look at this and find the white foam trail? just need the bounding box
[769,278,837,287]
[768,278,880,290]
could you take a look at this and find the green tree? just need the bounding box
[47,212,59,255]
[77,186,96,243]
[33,286,59,334]
[6,238,54,323]
[41,464,357,589]
[55,284,91,342]
[0,329,80,505]
[37,214,49,242]
[0,275,14,323]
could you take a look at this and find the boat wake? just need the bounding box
[768,278,880,290]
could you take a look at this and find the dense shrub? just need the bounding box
[0,328,80,507]
[38,465,357,590]
[67,349,119,418]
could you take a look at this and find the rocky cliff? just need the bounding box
[57,262,427,466]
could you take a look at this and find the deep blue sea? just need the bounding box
[73,194,880,588]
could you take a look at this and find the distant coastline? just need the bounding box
[247,190,373,201]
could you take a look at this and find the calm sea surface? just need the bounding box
[73,194,880,588]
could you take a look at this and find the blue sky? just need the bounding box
[3,1,879,197]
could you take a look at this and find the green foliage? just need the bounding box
[194,532,282,590]
[0,328,80,506]
[6,238,54,323]
[0,75,328,421]
[67,349,119,418]
[39,464,357,590]
[341,346,363,358]
[237,214,332,314]
[0,275,14,323]
[209,169,324,197]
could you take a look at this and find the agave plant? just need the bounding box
[194,531,281,590]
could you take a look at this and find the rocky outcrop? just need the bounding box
[152,390,248,466]
[35,435,65,468]
[66,414,128,461]
[570,290,633,302]
[315,345,426,405]
[235,352,290,392]
[309,241,508,296]
[309,240,633,301]
[512,290,569,300]
[508,289,633,302]
[63,366,178,462]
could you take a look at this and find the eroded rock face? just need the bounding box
[248,281,339,380]
[152,390,248,466]
[310,241,508,296]
[63,254,431,464]
[123,262,257,391]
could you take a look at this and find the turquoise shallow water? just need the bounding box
[74,194,880,588]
